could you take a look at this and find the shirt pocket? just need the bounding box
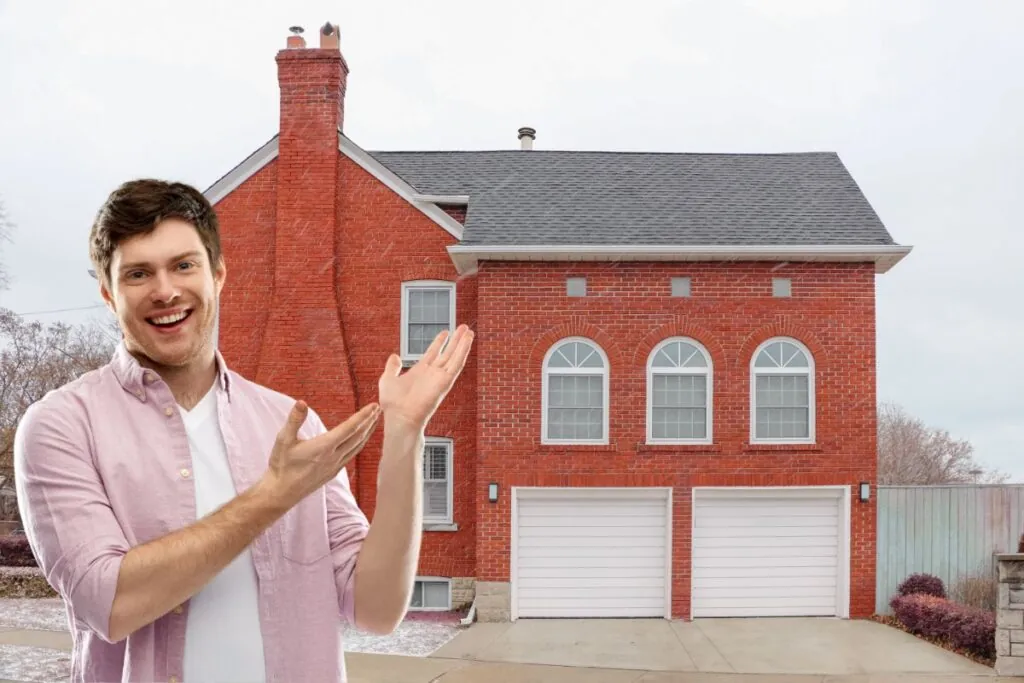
[280,491,332,565]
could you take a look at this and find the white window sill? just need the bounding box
[423,523,458,532]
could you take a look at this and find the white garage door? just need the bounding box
[692,488,847,618]
[513,488,670,619]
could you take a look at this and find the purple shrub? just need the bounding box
[890,593,995,660]
[897,572,946,599]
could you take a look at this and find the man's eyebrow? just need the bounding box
[118,250,204,272]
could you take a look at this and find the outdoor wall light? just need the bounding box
[488,482,499,503]
[859,482,870,502]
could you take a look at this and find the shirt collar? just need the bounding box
[111,342,232,402]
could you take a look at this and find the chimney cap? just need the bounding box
[518,126,537,139]
[321,22,336,36]
[289,26,305,35]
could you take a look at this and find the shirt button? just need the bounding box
[169,676,179,683]
[144,372,156,383]
[173,605,183,614]
[180,468,191,479]
[164,406,174,417]
[135,390,144,400]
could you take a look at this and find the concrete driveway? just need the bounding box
[430,618,996,678]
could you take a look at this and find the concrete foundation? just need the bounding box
[474,581,511,622]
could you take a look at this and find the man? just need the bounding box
[14,179,474,682]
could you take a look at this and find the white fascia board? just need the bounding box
[412,194,470,205]
[204,136,280,205]
[338,133,464,241]
[201,133,465,243]
[446,244,913,276]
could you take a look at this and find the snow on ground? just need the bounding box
[0,644,70,683]
[0,598,68,632]
[0,598,462,661]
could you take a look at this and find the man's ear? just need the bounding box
[214,256,227,296]
[99,275,116,314]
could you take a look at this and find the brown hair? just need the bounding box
[89,179,222,285]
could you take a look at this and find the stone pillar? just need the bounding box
[996,553,1024,676]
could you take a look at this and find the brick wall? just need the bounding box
[475,260,878,619]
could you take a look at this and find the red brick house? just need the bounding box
[207,24,911,622]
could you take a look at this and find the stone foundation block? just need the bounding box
[474,581,510,622]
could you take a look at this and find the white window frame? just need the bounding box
[646,337,713,445]
[400,280,456,363]
[422,437,454,525]
[409,576,452,612]
[541,337,610,445]
[749,336,816,444]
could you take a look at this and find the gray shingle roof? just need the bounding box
[367,150,896,247]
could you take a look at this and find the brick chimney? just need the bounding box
[257,23,358,446]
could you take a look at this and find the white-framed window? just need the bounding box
[423,438,453,525]
[541,337,609,444]
[750,337,815,443]
[409,577,451,611]
[646,337,713,444]
[401,280,456,362]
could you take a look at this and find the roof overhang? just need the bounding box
[446,244,913,276]
[202,132,464,241]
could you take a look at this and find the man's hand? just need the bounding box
[377,324,475,432]
[262,400,381,508]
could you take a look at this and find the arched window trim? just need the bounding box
[646,337,713,445]
[749,336,816,444]
[541,337,610,445]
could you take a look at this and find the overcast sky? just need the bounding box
[0,0,1020,481]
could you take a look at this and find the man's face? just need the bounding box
[101,218,225,369]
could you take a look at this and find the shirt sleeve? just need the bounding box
[305,408,370,625]
[13,396,130,643]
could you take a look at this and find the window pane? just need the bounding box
[423,581,448,608]
[423,444,448,481]
[424,481,448,518]
[653,407,706,439]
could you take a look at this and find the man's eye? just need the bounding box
[177,262,194,271]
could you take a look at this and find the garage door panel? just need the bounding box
[695,524,837,538]
[694,545,837,559]
[697,514,838,528]
[695,575,837,589]
[519,555,664,569]
[517,545,665,559]
[520,515,665,529]
[518,576,666,590]
[520,566,666,579]
[514,490,669,618]
[519,525,665,539]
[693,565,836,579]
[694,534,838,547]
[692,490,845,618]
[519,535,664,550]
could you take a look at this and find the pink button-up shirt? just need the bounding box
[14,343,370,682]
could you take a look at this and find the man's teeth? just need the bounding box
[151,311,189,325]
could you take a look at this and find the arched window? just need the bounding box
[751,337,815,442]
[647,338,713,443]
[542,338,609,444]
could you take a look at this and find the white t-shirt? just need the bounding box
[180,386,267,682]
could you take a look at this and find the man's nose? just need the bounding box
[150,270,181,303]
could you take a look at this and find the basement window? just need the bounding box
[410,578,451,611]
[566,277,587,297]
[772,278,792,298]
[671,277,692,297]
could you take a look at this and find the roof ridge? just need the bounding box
[368,149,839,157]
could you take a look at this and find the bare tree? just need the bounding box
[0,196,13,292]
[0,310,116,520]
[877,401,1007,485]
